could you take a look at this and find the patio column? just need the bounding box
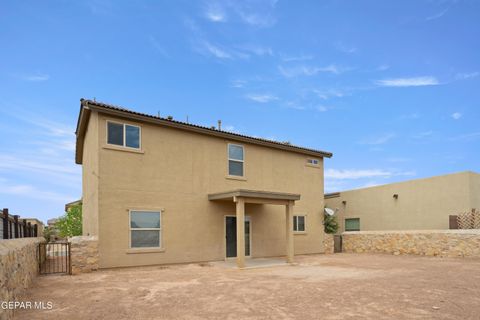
[285,201,294,263]
[235,197,245,268]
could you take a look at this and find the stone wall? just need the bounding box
[0,237,45,320]
[342,230,480,257]
[69,236,99,274]
[323,233,334,254]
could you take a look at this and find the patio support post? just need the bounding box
[235,197,246,268]
[286,201,294,263]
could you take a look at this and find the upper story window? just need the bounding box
[107,121,141,149]
[307,158,320,166]
[228,144,244,176]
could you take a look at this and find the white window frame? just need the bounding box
[227,143,245,177]
[106,120,142,150]
[128,210,162,249]
[293,215,307,233]
[307,158,320,166]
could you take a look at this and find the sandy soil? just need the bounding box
[15,254,480,320]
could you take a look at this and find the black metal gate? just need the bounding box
[38,242,71,275]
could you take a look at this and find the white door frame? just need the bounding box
[224,215,252,260]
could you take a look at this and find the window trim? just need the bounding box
[345,218,360,232]
[227,143,245,178]
[293,215,307,233]
[106,120,142,150]
[128,209,163,249]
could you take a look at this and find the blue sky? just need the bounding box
[0,0,479,223]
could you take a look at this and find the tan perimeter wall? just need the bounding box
[323,233,334,254]
[0,238,44,320]
[83,111,327,268]
[325,171,480,232]
[342,230,480,258]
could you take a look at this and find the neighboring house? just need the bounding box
[24,218,45,237]
[75,99,333,268]
[65,199,82,212]
[46,218,61,241]
[325,171,480,233]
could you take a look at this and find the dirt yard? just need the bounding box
[15,254,480,320]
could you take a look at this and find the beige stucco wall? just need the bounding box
[325,171,479,233]
[82,113,327,268]
[82,111,99,237]
[469,171,480,209]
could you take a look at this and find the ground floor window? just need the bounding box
[293,215,306,232]
[345,218,360,231]
[130,210,161,248]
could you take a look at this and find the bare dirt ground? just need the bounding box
[15,254,480,320]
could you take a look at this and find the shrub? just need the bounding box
[324,212,339,234]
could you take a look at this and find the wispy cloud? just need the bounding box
[426,8,449,21]
[399,113,420,120]
[230,79,247,88]
[16,73,50,82]
[283,101,306,110]
[325,168,415,180]
[280,54,314,62]
[335,41,357,54]
[0,179,76,203]
[313,89,346,100]
[237,44,273,57]
[278,64,347,77]
[412,130,433,139]
[203,1,278,27]
[196,40,233,59]
[245,93,279,103]
[359,133,396,145]
[222,125,240,133]
[454,72,479,80]
[204,2,227,22]
[147,35,169,57]
[377,64,390,71]
[375,76,439,87]
[316,105,332,112]
[449,132,480,142]
[451,112,462,120]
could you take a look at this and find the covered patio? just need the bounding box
[208,189,300,268]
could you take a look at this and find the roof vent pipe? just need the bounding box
[218,120,222,130]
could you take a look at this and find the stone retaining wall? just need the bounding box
[323,233,334,254]
[342,230,480,257]
[69,236,99,274]
[0,237,45,320]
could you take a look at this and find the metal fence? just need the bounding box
[1,208,38,240]
[38,242,71,275]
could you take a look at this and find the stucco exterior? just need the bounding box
[325,171,480,233]
[76,100,331,268]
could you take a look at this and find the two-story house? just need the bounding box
[75,99,332,268]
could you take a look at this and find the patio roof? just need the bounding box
[208,189,300,202]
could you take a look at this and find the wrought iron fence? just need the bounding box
[38,242,71,275]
